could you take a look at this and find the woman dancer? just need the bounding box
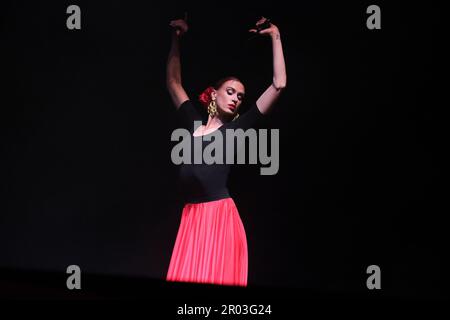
[166,15,286,286]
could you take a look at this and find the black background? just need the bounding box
[1,0,447,298]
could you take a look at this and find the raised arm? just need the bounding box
[249,17,287,114]
[167,16,189,109]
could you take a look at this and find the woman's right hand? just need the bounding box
[169,13,188,37]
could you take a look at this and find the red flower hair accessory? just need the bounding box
[198,86,215,108]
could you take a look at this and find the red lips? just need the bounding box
[228,104,236,111]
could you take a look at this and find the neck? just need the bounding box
[205,114,227,130]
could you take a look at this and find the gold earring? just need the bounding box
[208,100,218,117]
[233,113,240,121]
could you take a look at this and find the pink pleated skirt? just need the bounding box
[166,197,248,287]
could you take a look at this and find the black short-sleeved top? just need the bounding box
[175,100,265,204]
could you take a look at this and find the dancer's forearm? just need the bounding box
[167,18,189,108]
[167,33,183,87]
[255,23,287,114]
[270,32,287,90]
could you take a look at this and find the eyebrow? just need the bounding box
[227,87,245,96]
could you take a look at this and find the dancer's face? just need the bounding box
[212,80,245,117]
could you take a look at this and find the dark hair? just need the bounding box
[212,76,243,90]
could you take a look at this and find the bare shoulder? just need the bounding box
[192,125,206,137]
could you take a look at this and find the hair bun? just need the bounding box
[198,86,214,107]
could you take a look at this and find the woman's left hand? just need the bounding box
[249,17,280,37]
